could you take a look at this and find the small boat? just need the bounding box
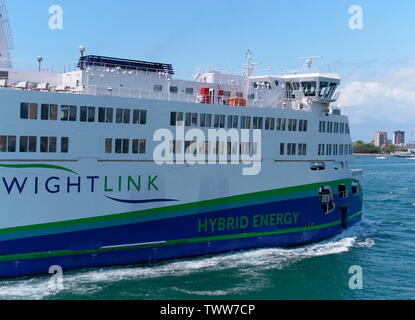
[377,156,387,160]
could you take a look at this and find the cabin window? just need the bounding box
[40,137,57,153]
[227,115,239,129]
[339,184,348,199]
[115,139,130,154]
[0,136,16,152]
[200,113,212,128]
[223,91,231,98]
[132,139,146,154]
[19,136,37,153]
[287,143,296,156]
[280,143,285,155]
[265,118,275,130]
[241,116,251,129]
[298,143,307,156]
[153,85,163,92]
[80,106,96,122]
[170,86,178,94]
[276,118,286,131]
[214,115,225,128]
[98,107,113,123]
[61,105,77,122]
[319,187,335,214]
[61,137,69,153]
[352,182,359,195]
[105,139,113,154]
[116,108,131,124]
[248,93,255,100]
[318,144,325,156]
[299,120,308,132]
[236,92,243,98]
[20,103,38,120]
[41,104,58,121]
[171,112,184,126]
[288,119,298,131]
[253,117,263,130]
[185,88,194,95]
[334,122,339,133]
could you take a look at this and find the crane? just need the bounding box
[0,0,13,69]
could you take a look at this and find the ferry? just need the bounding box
[0,3,363,278]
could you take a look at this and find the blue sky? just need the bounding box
[6,0,415,142]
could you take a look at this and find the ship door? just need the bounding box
[340,207,349,229]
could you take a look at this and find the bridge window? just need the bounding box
[319,81,329,97]
[301,81,317,97]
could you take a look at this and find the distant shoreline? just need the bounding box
[353,153,394,157]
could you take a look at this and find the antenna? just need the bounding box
[0,0,14,69]
[244,50,262,78]
[298,56,323,70]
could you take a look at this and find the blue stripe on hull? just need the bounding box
[0,195,363,278]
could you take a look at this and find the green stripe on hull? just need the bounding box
[0,164,78,175]
[0,212,363,263]
[0,178,356,238]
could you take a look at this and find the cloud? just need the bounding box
[337,66,415,131]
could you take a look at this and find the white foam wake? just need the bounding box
[0,236,374,300]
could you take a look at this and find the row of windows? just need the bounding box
[280,143,308,156]
[319,121,350,134]
[20,103,147,125]
[318,144,353,156]
[104,138,147,154]
[0,136,69,153]
[170,112,308,132]
[154,85,195,95]
[170,140,259,156]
